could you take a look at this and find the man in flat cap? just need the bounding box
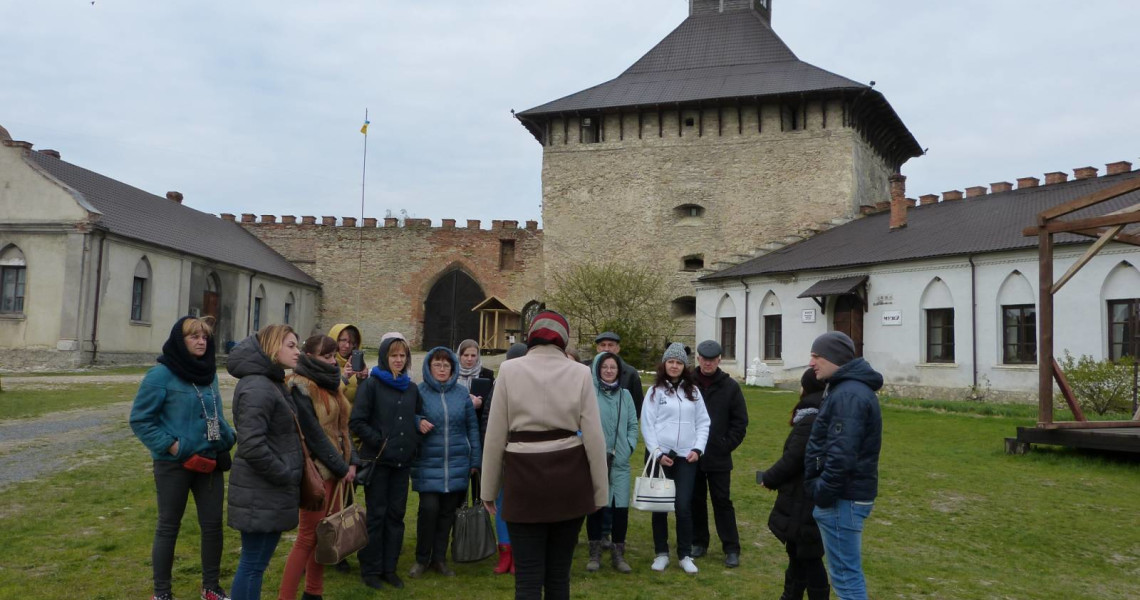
[803,331,882,600]
[591,332,645,417]
[689,339,748,568]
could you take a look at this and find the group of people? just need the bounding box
[130,310,883,600]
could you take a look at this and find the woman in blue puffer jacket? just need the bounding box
[409,346,482,578]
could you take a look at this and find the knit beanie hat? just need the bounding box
[527,310,570,350]
[810,331,856,366]
[505,342,528,360]
[662,342,688,364]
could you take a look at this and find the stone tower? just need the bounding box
[515,0,921,344]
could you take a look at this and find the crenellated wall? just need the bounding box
[240,216,544,349]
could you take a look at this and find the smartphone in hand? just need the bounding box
[350,349,365,372]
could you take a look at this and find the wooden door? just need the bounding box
[833,295,864,357]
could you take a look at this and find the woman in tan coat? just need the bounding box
[481,311,608,600]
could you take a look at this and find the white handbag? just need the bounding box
[632,450,676,513]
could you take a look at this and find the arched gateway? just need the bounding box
[422,269,485,351]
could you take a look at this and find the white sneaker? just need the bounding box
[679,556,698,574]
[651,554,669,571]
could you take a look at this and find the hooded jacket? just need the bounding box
[592,353,639,507]
[226,335,303,533]
[762,392,824,558]
[641,379,711,459]
[328,323,364,403]
[694,368,749,472]
[413,347,482,494]
[804,358,884,508]
[350,336,423,469]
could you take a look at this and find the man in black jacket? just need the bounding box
[691,340,748,568]
[804,331,882,600]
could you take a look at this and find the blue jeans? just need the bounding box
[813,499,874,600]
[230,531,282,600]
[651,458,698,558]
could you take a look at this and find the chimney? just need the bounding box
[301,216,317,225]
[384,217,399,227]
[1016,177,1039,189]
[1044,172,1068,185]
[241,213,256,223]
[991,181,1013,193]
[942,190,963,202]
[1106,161,1133,175]
[281,215,297,224]
[39,149,61,159]
[260,214,276,224]
[1074,166,1098,180]
[859,205,877,216]
[690,0,771,24]
[965,186,987,198]
[888,174,907,230]
[166,191,184,204]
[919,194,938,206]
[874,200,890,212]
[220,213,236,222]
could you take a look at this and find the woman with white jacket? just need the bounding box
[641,342,711,574]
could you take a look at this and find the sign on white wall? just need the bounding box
[882,310,901,326]
[801,309,816,323]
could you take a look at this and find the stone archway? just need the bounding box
[422,269,486,351]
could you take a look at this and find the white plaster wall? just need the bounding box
[0,146,90,223]
[0,231,69,349]
[94,239,188,354]
[697,244,1140,399]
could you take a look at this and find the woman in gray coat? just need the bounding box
[226,324,302,600]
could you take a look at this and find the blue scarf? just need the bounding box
[371,366,410,391]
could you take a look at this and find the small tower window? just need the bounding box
[684,117,695,127]
[580,117,600,144]
[499,240,516,270]
[782,103,803,131]
[671,296,697,317]
[674,204,706,219]
[682,255,705,271]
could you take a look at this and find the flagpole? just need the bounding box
[357,108,369,326]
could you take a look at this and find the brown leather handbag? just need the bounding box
[289,412,327,512]
[315,481,368,565]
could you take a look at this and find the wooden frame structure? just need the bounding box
[1019,177,1140,431]
[471,296,521,353]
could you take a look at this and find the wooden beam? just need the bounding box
[1023,210,1140,236]
[1041,420,1140,430]
[1038,177,1140,221]
[1070,228,1140,246]
[1051,357,1086,422]
[1038,230,1054,425]
[1052,225,1125,294]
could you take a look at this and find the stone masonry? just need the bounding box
[242,217,544,349]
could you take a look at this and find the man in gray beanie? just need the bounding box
[803,331,882,600]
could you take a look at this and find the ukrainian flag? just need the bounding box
[360,119,370,135]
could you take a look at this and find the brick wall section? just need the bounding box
[540,99,895,332]
[242,221,545,348]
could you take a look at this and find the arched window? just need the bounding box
[997,271,1035,364]
[284,292,295,326]
[761,291,782,360]
[671,296,696,318]
[253,285,265,332]
[131,257,152,322]
[920,277,955,363]
[1102,261,1140,360]
[0,244,27,314]
[716,294,738,360]
[681,254,705,271]
[674,204,706,220]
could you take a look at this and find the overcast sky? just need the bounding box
[3,1,1138,225]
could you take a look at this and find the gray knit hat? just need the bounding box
[662,342,688,364]
[810,331,857,366]
[505,342,528,360]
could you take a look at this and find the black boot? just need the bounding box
[806,583,830,600]
[778,570,807,600]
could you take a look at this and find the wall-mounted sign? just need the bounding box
[801,309,816,323]
[873,294,894,306]
[881,310,901,326]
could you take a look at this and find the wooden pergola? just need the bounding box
[1021,177,1140,432]
[471,296,521,353]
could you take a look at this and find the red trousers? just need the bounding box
[278,478,342,600]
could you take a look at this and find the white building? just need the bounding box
[696,164,1140,402]
[0,125,321,369]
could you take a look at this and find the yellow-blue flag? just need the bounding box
[360,119,370,135]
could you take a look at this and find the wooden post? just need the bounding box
[1038,229,1054,425]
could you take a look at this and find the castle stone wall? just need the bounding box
[242,218,544,349]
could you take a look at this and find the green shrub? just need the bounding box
[1057,351,1137,415]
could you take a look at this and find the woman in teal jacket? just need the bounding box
[130,316,236,600]
[409,346,481,578]
[584,351,639,574]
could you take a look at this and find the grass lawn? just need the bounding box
[0,388,1137,599]
[0,383,140,419]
